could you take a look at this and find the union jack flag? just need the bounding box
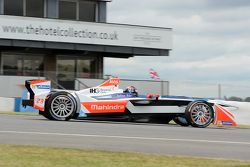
[149,68,160,80]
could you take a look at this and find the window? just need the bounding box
[4,0,24,16]
[2,53,44,76]
[77,59,91,78]
[59,1,77,20]
[23,55,44,76]
[79,1,96,22]
[26,0,44,17]
[57,55,99,79]
[2,54,22,75]
[76,57,99,78]
[58,0,97,21]
[57,59,75,81]
[4,0,45,18]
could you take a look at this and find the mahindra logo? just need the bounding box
[91,104,125,111]
[82,101,127,113]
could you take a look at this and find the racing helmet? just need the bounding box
[124,86,138,96]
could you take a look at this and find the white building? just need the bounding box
[0,0,172,96]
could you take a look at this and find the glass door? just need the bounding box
[2,53,43,76]
[23,55,44,76]
[57,57,76,90]
[56,54,101,90]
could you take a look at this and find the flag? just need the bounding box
[149,68,160,80]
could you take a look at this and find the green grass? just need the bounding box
[0,145,249,167]
[233,124,250,129]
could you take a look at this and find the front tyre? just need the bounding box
[44,92,77,121]
[185,101,214,128]
[173,115,189,126]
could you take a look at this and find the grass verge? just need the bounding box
[0,145,249,167]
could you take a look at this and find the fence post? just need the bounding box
[38,71,41,79]
[161,80,164,96]
[161,80,170,96]
[167,81,170,96]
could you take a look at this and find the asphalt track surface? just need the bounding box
[0,115,250,160]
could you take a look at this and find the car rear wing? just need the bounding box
[22,80,51,109]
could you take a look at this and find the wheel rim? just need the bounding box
[50,95,74,118]
[190,103,212,126]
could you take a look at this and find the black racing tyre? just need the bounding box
[185,101,214,128]
[40,93,55,120]
[173,115,189,126]
[44,91,77,121]
[39,110,55,120]
[72,112,80,119]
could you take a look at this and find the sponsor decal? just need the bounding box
[35,98,45,105]
[34,97,45,110]
[109,79,119,85]
[100,78,120,87]
[214,104,236,127]
[89,87,114,94]
[91,104,124,111]
[95,95,113,99]
[36,85,50,89]
[112,93,134,98]
[221,121,233,126]
[81,101,128,113]
[90,88,100,93]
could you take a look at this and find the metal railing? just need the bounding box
[75,78,90,90]
[46,75,66,90]
[0,69,44,78]
[74,77,170,96]
[0,69,249,99]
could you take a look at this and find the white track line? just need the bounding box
[0,130,250,146]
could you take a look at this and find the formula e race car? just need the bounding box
[22,78,237,128]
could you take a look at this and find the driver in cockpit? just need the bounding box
[124,86,138,97]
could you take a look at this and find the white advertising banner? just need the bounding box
[0,15,172,50]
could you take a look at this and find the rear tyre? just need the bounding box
[44,92,77,121]
[72,113,80,119]
[185,101,214,128]
[40,110,55,120]
[173,115,189,126]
